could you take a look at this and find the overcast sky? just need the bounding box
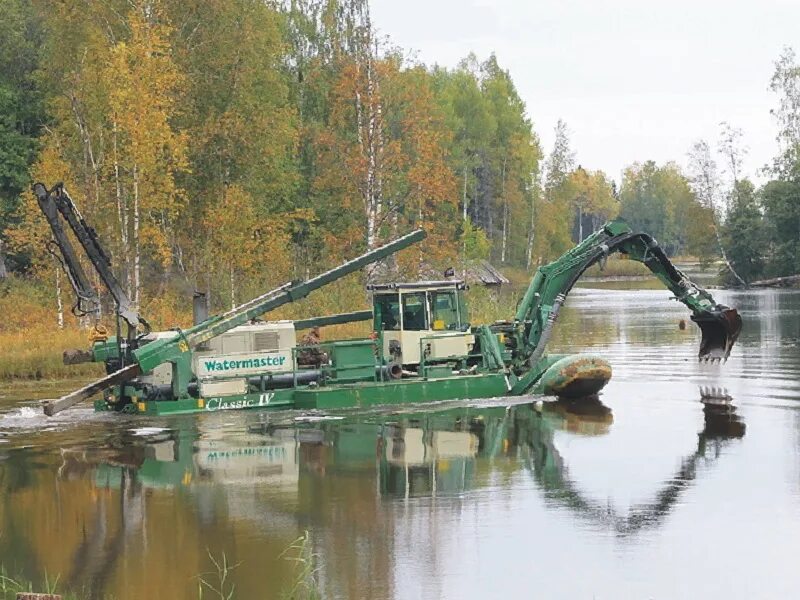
[371,0,800,184]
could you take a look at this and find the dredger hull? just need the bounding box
[95,353,613,416]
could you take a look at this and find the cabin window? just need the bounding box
[374,293,401,330]
[401,292,428,331]
[430,291,459,330]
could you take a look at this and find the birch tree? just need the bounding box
[687,140,747,286]
[104,1,188,305]
[768,47,800,179]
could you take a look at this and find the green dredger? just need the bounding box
[36,183,741,417]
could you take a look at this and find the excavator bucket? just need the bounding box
[691,307,742,361]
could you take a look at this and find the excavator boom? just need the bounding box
[512,220,741,369]
[506,220,741,396]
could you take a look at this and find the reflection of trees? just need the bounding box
[270,422,397,600]
[66,467,143,599]
[546,290,703,352]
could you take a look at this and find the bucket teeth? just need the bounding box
[693,306,742,362]
[699,356,726,364]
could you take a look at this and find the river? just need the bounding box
[0,285,798,599]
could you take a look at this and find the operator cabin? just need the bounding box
[368,280,475,369]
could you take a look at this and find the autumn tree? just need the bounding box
[563,167,618,242]
[314,51,459,275]
[545,119,575,195]
[107,3,188,305]
[430,61,495,256]
[204,185,301,308]
[7,141,81,327]
[480,55,541,264]
[687,140,745,285]
[534,120,576,258]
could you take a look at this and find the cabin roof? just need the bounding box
[366,259,509,288]
[366,280,466,292]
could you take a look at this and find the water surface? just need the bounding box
[0,286,798,599]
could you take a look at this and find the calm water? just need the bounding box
[0,286,798,599]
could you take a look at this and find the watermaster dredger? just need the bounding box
[35,183,741,417]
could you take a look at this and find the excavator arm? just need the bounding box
[510,220,741,378]
[33,182,148,335]
[34,183,100,319]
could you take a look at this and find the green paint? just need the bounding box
[96,373,509,415]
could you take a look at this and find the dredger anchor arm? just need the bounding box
[42,363,142,416]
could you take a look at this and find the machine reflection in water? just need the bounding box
[50,392,747,597]
[527,389,745,536]
[62,389,746,516]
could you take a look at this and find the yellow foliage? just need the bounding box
[5,138,81,277]
[563,167,619,222]
[104,2,188,270]
[203,185,307,306]
[532,198,573,263]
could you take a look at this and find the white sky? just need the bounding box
[371,0,800,184]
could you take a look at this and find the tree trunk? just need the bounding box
[526,179,535,271]
[462,167,469,277]
[0,240,7,279]
[365,50,382,251]
[132,163,141,307]
[750,274,800,287]
[55,268,64,329]
[711,218,747,286]
[112,118,130,295]
[230,265,236,310]
[500,157,508,264]
[462,167,468,222]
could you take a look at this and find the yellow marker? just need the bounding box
[137,402,146,413]
[88,324,109,343]
[197,398,205,409]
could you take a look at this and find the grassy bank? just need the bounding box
[0,325,104,382]
[0,566,81,600]
[583,257,651,278]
